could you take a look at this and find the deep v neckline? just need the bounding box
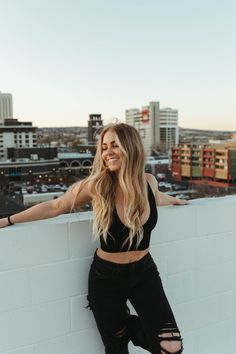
[114,183,151,228]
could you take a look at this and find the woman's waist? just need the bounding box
[96,248,149,264]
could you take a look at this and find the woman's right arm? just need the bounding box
[0,179,91,228]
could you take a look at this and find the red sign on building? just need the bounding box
[141,109,150,123]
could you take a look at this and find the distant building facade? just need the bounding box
[0,118,37,160]
[0,158,60,184]
[171,143,236,186]
[125,101,179,155]
[0,91,13,124]
[7,147,57,160]
[88,114,103,143]
[58,152,93,172]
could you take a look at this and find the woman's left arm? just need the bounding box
[145,173,188,206]
[155,190,188,206]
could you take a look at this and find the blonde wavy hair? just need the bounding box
[75,123,148,249]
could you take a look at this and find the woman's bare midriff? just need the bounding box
[96,248,149,264]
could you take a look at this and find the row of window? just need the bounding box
[14,139,30,143]
[14,135,34,139]
[13,134,36,137]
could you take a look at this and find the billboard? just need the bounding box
[141,109,150,123]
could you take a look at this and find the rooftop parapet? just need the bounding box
[1,197,236,353]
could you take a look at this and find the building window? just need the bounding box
[139,129,145,138]
[9,167,21,176]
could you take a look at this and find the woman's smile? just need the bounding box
[102,130,123,171]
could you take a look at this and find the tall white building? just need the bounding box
[125,101,179,155]
[159,107,179,153]
[0,91,13,124]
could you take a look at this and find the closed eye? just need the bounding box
[102,144,119,150]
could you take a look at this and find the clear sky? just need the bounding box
[0,0,235,130]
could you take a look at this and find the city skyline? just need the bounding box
[0,0,235,130]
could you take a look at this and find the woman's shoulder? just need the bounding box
[67,178,93,204]
[145,173,159,200]
[145,173,157,187]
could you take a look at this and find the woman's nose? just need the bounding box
[106,146,113,154]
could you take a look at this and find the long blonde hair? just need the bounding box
[76,123,148,249]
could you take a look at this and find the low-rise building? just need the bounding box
[171,143,236,186]
[0,118,37,160]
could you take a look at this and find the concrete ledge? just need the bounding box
[1,197,236,353]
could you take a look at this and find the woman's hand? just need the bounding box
[156,191,189,206]
[173,198,189,205]
[0,217,10,228]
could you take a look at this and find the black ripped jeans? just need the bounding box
[87,250,183,354]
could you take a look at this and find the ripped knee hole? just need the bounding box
[158,323,183,354]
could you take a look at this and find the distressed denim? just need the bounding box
[87,250,183,354]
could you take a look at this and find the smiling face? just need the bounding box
[101,129,123,172]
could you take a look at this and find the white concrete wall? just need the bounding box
[1,196,236,354]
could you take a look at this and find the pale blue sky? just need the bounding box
[0,0,235,130]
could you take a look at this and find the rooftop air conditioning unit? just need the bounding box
[30,154,38,160]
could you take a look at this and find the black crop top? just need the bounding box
[100,182,158,252]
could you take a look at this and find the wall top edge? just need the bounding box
[0,195,236,233]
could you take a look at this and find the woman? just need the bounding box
[0,123,185,354]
